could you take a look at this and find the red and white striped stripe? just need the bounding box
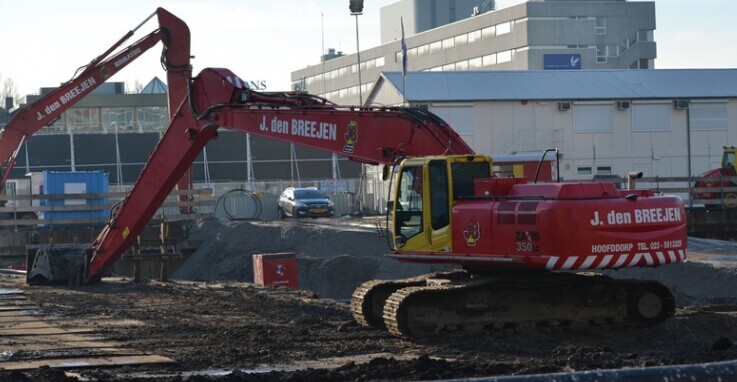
[544,250,686,270]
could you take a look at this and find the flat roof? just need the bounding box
[379,69,737,101]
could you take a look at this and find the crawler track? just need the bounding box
[351,271,465,328]
[355,271,675,339]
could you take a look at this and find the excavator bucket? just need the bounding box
[26,247,88,285]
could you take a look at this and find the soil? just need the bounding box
[3,217,737,381]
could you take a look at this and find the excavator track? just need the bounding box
[351,270,466,328]
[378,271,674,339]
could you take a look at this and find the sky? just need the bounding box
[0,0,735,98]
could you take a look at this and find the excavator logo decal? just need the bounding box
[343,121,357,153]
[100,66,112,81]
[463,222,480,246]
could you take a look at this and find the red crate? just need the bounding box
[252,252,298,289]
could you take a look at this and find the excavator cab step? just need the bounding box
[26,246,88,285]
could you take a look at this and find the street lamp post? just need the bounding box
[350,0,366,214]
[350,0,364,105]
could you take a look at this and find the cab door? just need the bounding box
[426,159,451,252]
[392,159,451,253]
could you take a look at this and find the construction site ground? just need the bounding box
[3,217,737,381]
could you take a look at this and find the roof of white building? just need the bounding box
[377,69,737,102]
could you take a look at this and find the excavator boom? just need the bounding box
[27,68,474,283]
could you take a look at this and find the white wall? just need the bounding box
[430,98,737,180]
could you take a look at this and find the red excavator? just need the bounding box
[0,8,192,192]
[24,11,686,339]
[693,146,737,208]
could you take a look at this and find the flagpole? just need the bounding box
[401,17,407,106]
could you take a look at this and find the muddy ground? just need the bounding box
[3,218,737,381]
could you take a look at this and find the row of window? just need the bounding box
[299,14,646,96]
[596,30,653,63]
[424,50,515,73]
[41,107,169,134]
[302,18,522,93]
[577,166,613,176]
[405,19,514,60]
[320,82,374,100]
[572,102,728,133]
[305,57,385,86]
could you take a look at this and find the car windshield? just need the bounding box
[294,189,326,200]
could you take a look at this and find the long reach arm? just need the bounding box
[52,68,472,283]
[0,8,191,185]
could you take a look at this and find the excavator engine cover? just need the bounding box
[27,247,87,285]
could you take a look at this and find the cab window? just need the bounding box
[429,160,449,230]
[395,165,423,240]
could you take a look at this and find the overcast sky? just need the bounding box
[0,0,735,97]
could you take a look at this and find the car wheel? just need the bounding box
[278,207,287,219]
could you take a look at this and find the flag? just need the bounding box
[401,17,407,78]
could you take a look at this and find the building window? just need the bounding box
[632,103,671,132]
[468,30,481,43]
[67,108,101,133]
[102,107,134,132]
[690,102,728,130]
[442,63,455,71]
[496,22,511,36]
[573,104,613,133]
[137,106,167,131]
[442,37,455,49]
[429,41,442,54]
[469,57,482,69]
[482,53,496,66]
[418,44,429,56]
[497,50,512,63]
[596,45,607,63]
[597,166,612,175]
[454,34,468,46]
[456,60,468,70]
[595,17,607,35]
[338,67,348,76]
[376,57,385,67]
[577,167,593,176]
[481,26,495,39]
[430,105,474,135]
[638,29,653,42]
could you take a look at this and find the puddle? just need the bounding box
[688,252,737,264]
[0,289,23,295]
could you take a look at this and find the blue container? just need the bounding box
[41,171,110,221]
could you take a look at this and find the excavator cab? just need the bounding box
[392,155,491,253]
[721,146,736,173]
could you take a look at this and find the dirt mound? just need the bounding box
[603,260,737,306]
[172,218,447,299]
